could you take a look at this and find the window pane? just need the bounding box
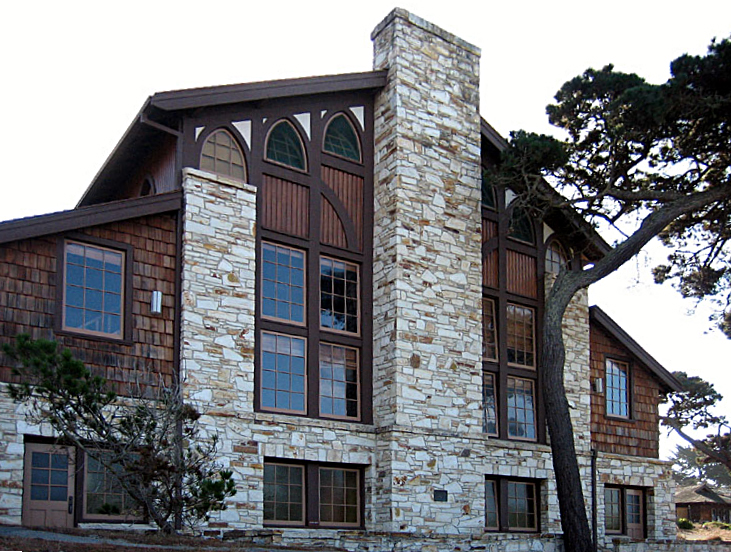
[485,480,499,529]
[323,114,361,162]
[263,463,304,524]
[506,304,535,368]
[85,452,136,517]
[266,121,306,170]
[260,333,306,413]
[261,243,306,324]
[320,257,359,334]
[507,378,536,440]
[320,344,359,419]
[606,360,629,417]
[507,481,537,530]
[319,467,359,526]
[483,373,498,436]
[200,129,247,180]
[481,167,497,209]
[604,487,622,532]
[64,242,124,337]
[508,208,535,244]
[483,298,498,361]
[546,241,568,274]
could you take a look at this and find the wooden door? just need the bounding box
[625,488,644,539]
[22,443,75,528]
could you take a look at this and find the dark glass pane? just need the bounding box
[50,470,67,486]
[263,244,276,263]
[291,394,305,411]
[31,468,48,485]
[324,115,361,161]
[104,314,121,335]
[266,121,306,170]
[31,485,48,501]
[276,391,290,408]
[85,289,103,310]
[50,486,67,501]
[262,298,276,318]
[104,292,121,313]
[31,452,49,468]
[262,370,276,389]
[275,503,289,521]
[290,502,303,521]
[508,208,535,244]
[481,167,496,209]
[262,389,275,408]
[263,502,275,520]
[84,310,103,332]
[345,506,358,523]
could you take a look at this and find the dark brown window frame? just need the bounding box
[485,476,541,533]
[481,175,545,443]
[263,459,364,529]
[55,234,134,344]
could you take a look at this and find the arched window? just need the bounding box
[508,208,535,244]
[139,177,155,197]
[481,167,496,209]
[265,120,307,171]
[200,129,247,181]
[545,240,568,274]
[323,114,361,162]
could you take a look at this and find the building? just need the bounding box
[0,8,685,552]
[676,484,731,523]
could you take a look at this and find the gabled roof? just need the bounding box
[0,192,182,245]
[589,305,682,392]
[479,118,610,261]
[675,483,731,505]
[78,71,388,207]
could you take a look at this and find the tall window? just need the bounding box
[200,129,247,181]
[507,377,536,440]
[485,477,540,532]
[63,241,125,339]
[257,105,371,424]
[606,359,630,418]
[84,453,138,520]
[481,176,542,443]
[264,461,361,527]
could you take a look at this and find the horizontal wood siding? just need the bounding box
[321,166,363,250]
[590,325,662,458]
[261,175,309,238]
[320,197,347,249]
[0,213,177,394]
[506,250,537,298]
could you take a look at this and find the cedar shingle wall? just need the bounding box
[590,325,662,458]
[0,213,177,394]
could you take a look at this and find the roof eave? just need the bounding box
[0,192,182,245]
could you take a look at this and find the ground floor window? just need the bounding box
[485,477,540,532]
[84,452,139,520]
[604,486,645,539]
[263,460,362,528]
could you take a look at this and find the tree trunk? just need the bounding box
[543,273,593,552]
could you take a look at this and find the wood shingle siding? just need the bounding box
[0,213,177,395]
[589,324,663,458]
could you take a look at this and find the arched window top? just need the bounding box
[200,129,247,181]
[265,120,307,171]
[508,208,535,244]
[545,240,568,274]
[481,166,496,209]
[139,177,155,197]
[323,114,361,162]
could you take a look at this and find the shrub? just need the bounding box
[677,518,694,530]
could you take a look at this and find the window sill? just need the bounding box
[55,329,133,347]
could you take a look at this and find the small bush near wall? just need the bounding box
[677,518,694,530]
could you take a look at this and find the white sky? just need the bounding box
[1,0,729,459]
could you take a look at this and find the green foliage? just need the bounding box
[2,335,236,533]
[677,518,694,530]
[703,521,731,530]
[669,445,731,487]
